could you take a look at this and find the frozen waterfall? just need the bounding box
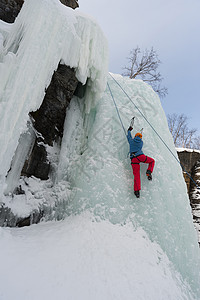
[0,0,199,299]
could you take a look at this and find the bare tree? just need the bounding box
[123,46,168,98]
[167,113,199,149]
[193,136,200,150]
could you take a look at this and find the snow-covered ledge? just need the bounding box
[176,148,200,154]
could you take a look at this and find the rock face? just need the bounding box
[177,151,200,175]
[0,0,24,23]
[190,160,200,245]
[177,151,200,191]
[30,65,79,147]
[60,0,79,9]
[0,0,78,23]
[177,150,200,245]
[191,161,200,196]
[23,64,79,180]
[0,204,43,227]
[21,142,50,180]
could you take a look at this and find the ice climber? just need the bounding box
[127,125,155,198]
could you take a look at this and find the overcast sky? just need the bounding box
[78,0,200,134]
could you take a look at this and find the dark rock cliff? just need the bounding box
[0,0,79,23]
[60,0,79,9]
[0,0,24,23]
[177,150,200,194]
[177,150,200,245]
[23,64,79,180]
[177,151,200,191]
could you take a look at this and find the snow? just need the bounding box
[0,0,200,299]
[0,213,195,300]
[177,148,200,154]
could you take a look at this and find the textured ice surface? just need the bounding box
[58,74,200,297]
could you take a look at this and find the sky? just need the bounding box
[78,0,200,134]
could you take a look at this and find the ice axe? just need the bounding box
[130,117,135,128]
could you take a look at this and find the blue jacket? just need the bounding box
[127,130,144,158]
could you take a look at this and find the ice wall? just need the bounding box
[0,0,108,195]
[58,74,200,298]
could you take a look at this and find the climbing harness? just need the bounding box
[107,73,200,190]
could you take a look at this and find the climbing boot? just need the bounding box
[134,190,140,198]
[146,170,152,181]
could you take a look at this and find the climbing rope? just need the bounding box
[107,82,127,138]
[108,72,200,190]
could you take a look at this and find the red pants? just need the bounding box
[131,154,155,191]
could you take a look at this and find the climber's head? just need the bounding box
[135,132,142,139]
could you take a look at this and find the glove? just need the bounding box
[128,126,133,131]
